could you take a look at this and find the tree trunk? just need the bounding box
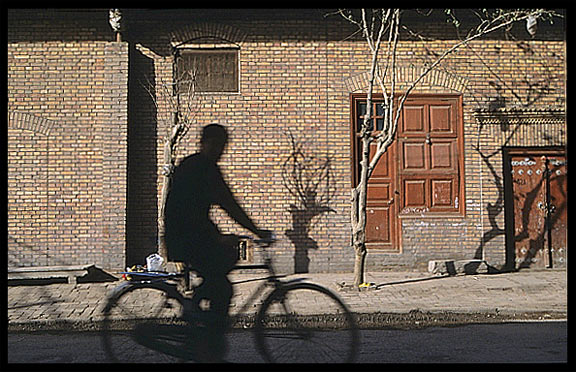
[353,239,367,287]
[351,165,369,287]
[157,161,171,258]
[157,112,179,259]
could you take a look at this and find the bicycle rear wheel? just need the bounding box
[101,283,191,362]
[254,282,359,363]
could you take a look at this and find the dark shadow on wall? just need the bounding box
[282,132,336,274]
[470,40,559,271]
[474,113,566,272]
[125,43,159,267]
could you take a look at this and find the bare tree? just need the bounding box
[336,8,558,287]
[143,63,201,259]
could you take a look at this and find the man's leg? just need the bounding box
[190,238,237,361]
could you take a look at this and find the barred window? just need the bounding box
[175,48,239,93]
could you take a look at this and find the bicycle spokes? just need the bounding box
[255,284,359,363]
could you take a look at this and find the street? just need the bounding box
[7,321,567,363]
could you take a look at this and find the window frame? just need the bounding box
[174,44,240,94]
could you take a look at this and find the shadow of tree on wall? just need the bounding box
[467,36,564,271]
[472,134,510,264]
[473,120,566,271]
[282,132,336,274]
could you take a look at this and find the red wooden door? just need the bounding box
[352,95,399,252]
[510,153,567,269]
[365,142,398,250]
[398,97,462,214]
[352,98,399,251]
[352,95,463,251]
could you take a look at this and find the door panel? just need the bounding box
[366,143,397,250]
[369,143,391,178]
[402,142,426,170]
[509,152,567,269]
[403,179,427,207]
[547,156,567,268]
[398,97,461,214]
[431,179,454,207]
[365,207,391,245]
[367,183,390,200]
[429,104,457,136]
[430,141,455,170]
[402,105,426,134]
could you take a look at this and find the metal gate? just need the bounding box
[506,149,567,269]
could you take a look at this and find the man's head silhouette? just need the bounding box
[200,124,228,162]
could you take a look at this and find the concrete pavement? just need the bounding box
[7,268,567,331]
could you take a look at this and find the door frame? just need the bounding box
[503,146,566,270]
[349,93,464,252]
[350,93,400,251]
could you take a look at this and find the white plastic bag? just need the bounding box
[146,253,164,272]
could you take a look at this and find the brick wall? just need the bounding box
[7,10,128,270]
[7,9,565,273]
[126,10,564,273]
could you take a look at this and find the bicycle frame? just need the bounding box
[183,236,310,323]
[103,235,359,363]
[113,236,300,322]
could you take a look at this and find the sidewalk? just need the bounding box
[7,268,567,331]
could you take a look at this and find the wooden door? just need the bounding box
[508,151,567,269]
[352,98,399,251]
[545,155,567,268]
[352,95,463,251]
[397,97,462,214]
[365,142,398,250]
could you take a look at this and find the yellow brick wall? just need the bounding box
[7,10,565,272]
[7,37,128,269]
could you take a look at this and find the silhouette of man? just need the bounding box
[164,123,270,361]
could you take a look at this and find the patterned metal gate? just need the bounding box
[507,150,567,269]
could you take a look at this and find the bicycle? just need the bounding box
[100,235,359,363]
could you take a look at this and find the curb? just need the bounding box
[8,310,567,333]
[352,310,567,329]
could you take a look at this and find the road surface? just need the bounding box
[7,321,567,363]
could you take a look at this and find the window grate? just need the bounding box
[175,48,239,93]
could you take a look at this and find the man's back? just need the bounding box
[164,153,222,261]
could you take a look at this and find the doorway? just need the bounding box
[351,94,464,251]
[351,96,399,251]
[504,147,567,269]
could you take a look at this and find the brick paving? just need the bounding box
[8,268,567,331]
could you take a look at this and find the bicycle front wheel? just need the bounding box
[254,282,359,363]
[101,283,190,363]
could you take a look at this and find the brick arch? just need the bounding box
[7,110,53,267]
[343,64,469,94]
[8,110,58,136]
[170,23,248,47]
